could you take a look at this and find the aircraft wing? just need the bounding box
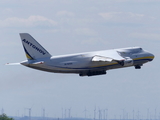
[91,51,125,63]
[92,55,114,62]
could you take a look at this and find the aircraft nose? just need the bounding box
[148,53,154,61]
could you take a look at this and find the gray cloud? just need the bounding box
[99,12,155,23]
[56,11,75,17]
[0,16,57,27]
[130,33,160,40]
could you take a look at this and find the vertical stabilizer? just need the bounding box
[20,33,51,60]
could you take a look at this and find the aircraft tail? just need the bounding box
[20,33,52,60]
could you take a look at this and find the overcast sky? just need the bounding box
[0,0,160,119]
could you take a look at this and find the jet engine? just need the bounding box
[118,57,133,67]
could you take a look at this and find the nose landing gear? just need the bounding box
[135,65,141,69]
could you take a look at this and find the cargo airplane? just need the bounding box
[7,33,154,76]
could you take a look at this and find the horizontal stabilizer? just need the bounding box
[32,61,44,65]
[20,60,44,65]
[5,63,21,65]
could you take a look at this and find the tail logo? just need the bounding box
[22,39,46,55]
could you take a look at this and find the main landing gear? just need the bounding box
[79,70,106,77]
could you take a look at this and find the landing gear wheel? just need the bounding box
[135,65,141,69]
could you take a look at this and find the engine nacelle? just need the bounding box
[118,57,133,66]
[123,57,133,67]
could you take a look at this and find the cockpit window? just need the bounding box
[130,47,143,54]
[117,51,129,57]
[117,47,142,57]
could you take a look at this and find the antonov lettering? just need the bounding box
[22,39,46,55]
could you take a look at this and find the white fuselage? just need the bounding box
[21,47,154,76]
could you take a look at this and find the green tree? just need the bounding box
[0,114,14,120]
